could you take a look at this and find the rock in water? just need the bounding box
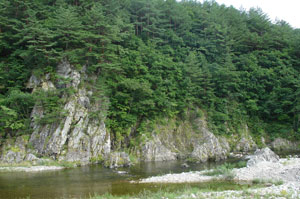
[181,163,189,168]
[107,152,131,168]
[247,147,279,167]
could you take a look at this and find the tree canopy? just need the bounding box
[0,0,299,144]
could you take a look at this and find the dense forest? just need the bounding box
[0,0,299,148]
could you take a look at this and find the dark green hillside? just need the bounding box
[0,0,299,146]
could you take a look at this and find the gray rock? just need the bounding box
[270,138,299,151]
[235,135,257,152]
[57,60,72,77]
[1,150,25,164]
[27,74,41,89]
[25,154,39,162]
[191,128,230,162]
[141,135,177,162]
[0,136,28,164]
[107,152,131,168]
[28,60,110,164]
[247,147,279,167]
[140,117,230,163]
[181,163,189,168]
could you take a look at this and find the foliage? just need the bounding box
[202,161,246,178]
[0,0,299,145]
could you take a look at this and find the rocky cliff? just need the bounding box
[139,116,258,163]
[0,61,299,166]
[1,60,110,165]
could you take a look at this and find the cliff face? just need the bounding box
[140,117,231,163]
[0,61,299,166]
[28,60,110,164]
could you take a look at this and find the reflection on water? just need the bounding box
[0,159,253,199]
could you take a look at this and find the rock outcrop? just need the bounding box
[191,129,230,162]
[270,138,300,151]
[140,117,230,163]
[246,147,279,167]
[234,135,257,152]
[27,60,110,165]
[106,152,131,168]
[141,135,177,162]
[2,62,297,167]
[0,136,28,164]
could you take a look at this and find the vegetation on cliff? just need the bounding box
[0,0,299,148]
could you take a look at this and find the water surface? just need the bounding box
[3,151,299,199]
[0,160,236,199]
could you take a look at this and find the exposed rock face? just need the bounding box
[191,131,230,162]
[141,135,177,162]
[28,60,110,165]
[270,138,300,151]
[4,63,296,167]
[140,117,230,162]
[246,147,279,167]
[25,154,39,162]
[235,135,257,152]
[106,152,131,168]
[0,136,29,164]
[190,119,230,162]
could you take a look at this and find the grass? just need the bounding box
[21,186,296,199]
[83,184,272,199]
[252,178,284,186]
[0,159,79,169]
[0,161,33,168]
[202,161,247,179]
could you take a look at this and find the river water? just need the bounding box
[0,159,246,199]
[1,150,299,199]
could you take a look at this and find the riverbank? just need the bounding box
[0,165,64,172]
[90,182,300,199]
[137,158,300,184]
[128,154,300,199]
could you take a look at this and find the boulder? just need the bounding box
[25,154,39,162]
[181,163,189,168]
[247,147,279,167]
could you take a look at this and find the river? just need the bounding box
[1,151,298,199]
[0,159,245,199]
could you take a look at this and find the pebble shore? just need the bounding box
[137,158,300,198]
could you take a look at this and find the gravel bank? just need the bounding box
[137,158,300,198]
[179,182,300,199]
[0,166,64,172]
[233,158,300,182]
[138,158,300,184]
[138,170,218,183]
